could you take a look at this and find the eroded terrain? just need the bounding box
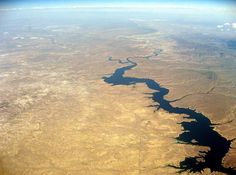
[0,7,236,175]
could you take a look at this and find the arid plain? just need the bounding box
[0,7,236,175]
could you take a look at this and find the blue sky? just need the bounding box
[0,0,235,7]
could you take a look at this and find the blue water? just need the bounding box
[103,54,236,174]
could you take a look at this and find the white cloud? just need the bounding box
[30,37,43,40]
[232,23,236,29]
[224,22,231,26]
[12,36,24,40]
[217,22,236,31]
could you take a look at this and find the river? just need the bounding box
[103,52,236,174]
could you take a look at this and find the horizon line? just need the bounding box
[0,3,233,11]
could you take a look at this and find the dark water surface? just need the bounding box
[103,53,236,174]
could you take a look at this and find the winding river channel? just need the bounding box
[103,52,236,174]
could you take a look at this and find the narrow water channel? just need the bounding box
[103,54,235,174]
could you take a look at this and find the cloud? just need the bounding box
[232,23,236,29]
[223,22,231,25]
[217,22,236,31]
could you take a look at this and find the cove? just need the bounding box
[103,53,236,174]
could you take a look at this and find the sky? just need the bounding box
[0,0,235,6]
[0,0,235,10]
